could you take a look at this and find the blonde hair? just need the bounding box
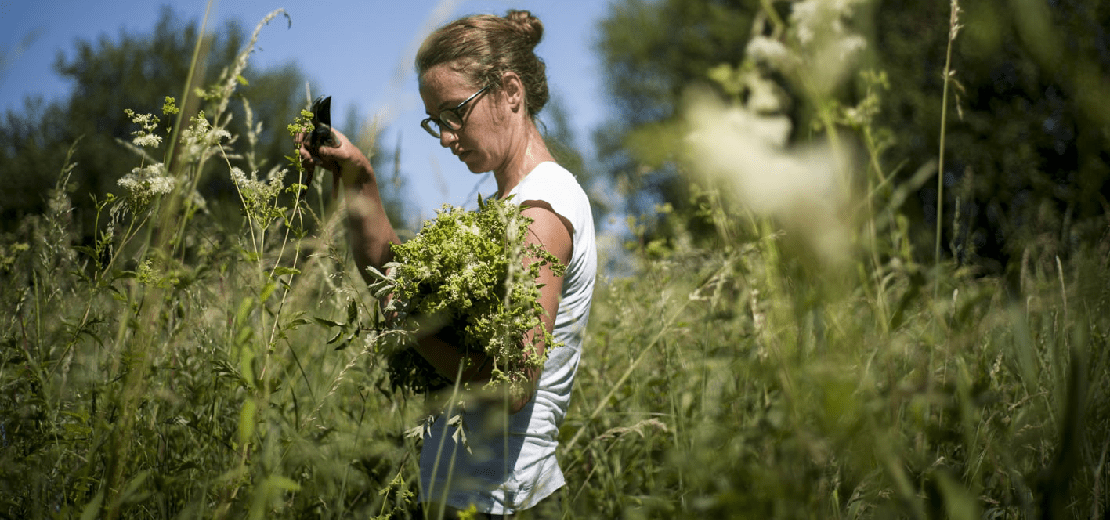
[416,10,549,117]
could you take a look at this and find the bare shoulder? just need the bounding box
[519,201,572,265]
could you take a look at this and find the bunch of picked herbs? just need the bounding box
[369,196,565,397]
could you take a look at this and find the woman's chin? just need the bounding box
[460,155,489,174]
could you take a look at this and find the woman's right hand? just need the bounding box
[295,127,373,193]
[296,123,399,280]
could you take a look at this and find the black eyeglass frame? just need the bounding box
[420,85,491,138]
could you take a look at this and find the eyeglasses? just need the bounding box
[420,85,490,138]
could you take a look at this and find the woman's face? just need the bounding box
[419,63,508,174]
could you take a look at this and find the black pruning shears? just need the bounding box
[303,95,339,199]
[309,95,339,149]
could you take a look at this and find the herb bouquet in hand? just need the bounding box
[369,196,565,398]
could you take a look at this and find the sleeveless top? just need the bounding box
[418,161,597,513]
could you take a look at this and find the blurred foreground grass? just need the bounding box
[2,3,1108,520]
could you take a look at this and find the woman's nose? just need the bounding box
[438,128,457,148]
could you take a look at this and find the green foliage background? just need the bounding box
[1,1,1108,519]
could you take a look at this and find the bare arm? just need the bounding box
[511,203,572,413]
[298,129,399,283]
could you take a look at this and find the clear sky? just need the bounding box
[0,0,614,221]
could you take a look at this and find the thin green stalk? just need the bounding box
[934,0,962,295]
[164,0,215,176]
[759,0,786,34]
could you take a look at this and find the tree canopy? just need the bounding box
[0,7,310,240]
[594,0,760,237]
[875,0,1110,272]
[594,0,1110,274]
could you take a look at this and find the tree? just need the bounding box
[594,0,761,240]
[875,0,1110,275]
[0,7,310,241]
[593,0,1110,273]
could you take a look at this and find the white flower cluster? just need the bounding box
[791,0,869,95]
[124,109,163,148]
[231,166,285,205]
[684,86,853,264]
[118,163,176,209]
[746,37,792,69]
[681,0,874,265]
[180,112,232,159]
[744,0,870,97]
[133,133,162,148]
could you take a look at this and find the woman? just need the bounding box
[299,10,596,518]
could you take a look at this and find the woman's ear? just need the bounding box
[500,71,525,113]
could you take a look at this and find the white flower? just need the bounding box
[147,175,175,195]
[230,166,249,187]
[132,133,162,148]
[211,128,232,143]
[684,87,852,264]
[264,166,285,192]
[838,34,867,60]
[118,163,175,206]
[746,37,792,67]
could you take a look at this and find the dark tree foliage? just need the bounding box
[595,0,1110,274]
[876,0,1110,274]
[594,0,761,237]
[0,7,309,241]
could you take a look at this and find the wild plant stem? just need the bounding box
[935,0,960,296]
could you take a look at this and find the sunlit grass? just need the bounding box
[1,2,1108,520]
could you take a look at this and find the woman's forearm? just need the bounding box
[414,334,491,383]
[340,159,400,284]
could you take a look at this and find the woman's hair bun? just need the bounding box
[505,9,543,48]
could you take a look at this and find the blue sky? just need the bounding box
[0,0,614,221]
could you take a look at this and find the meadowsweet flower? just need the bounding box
[747,37,790,66]
[232,166,286,227]
[230,166,283,198]
[124,108,163,148]
[782,0,869,96]
[180,112,232,159]
[373,198,565,395]
[230,166,249,187]
[132,133,162,148]
[118,164,172,192]
[118,163,175,210]
[838,34,867,61]
[684,87,852,264]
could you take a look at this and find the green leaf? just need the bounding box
[73,245,100,259]
[272,266,300,277]
[264,475,300,492]
[79,490,104,520]
[238,398,257,447]
[120,470,152,504]
[937,470,979,520]
[285,317,311,329]
[347,299,358,323]
[259,281,277,302]
[236,296,255,325]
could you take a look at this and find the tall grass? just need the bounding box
[2,3,1108,520]
[561,215,1108,518]
[1,8,425,519]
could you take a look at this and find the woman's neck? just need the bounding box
[494,122,554,198]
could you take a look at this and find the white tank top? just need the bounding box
[419,161,597,513]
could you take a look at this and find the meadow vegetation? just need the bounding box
[1,2,1107,519]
